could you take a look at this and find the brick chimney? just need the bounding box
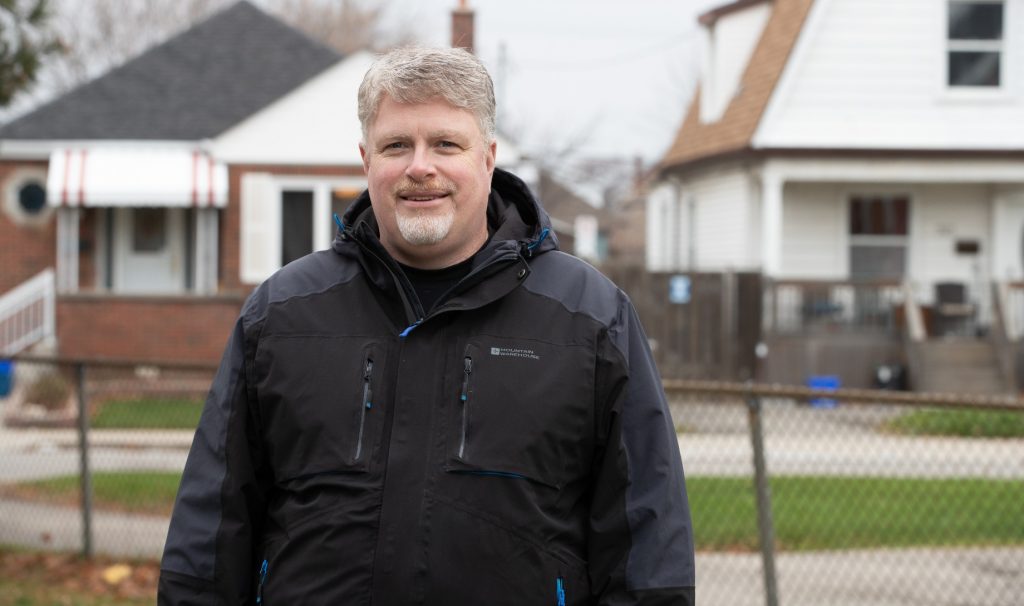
[451,0,474,53]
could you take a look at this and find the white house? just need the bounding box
[650,0,1024,391]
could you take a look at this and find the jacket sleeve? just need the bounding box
[589,291,695,606]
[158,313,269,605]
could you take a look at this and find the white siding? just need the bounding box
[700,2,772,122]
[686,168,759,271]
[757,0,1024,150]
[213,52,529,169]
[909,183,992,304]
[779,183,847,279]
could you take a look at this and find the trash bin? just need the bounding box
[874,364,906,390]
[0,360,13,398]
[807,374,839,408]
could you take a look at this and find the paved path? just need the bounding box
[0,499,168,559]
[698,546,1024,606]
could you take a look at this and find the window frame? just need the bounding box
[239,173,367,284]
[847,194,912,282]
[944,0,1007,92]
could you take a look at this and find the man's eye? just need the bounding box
[438,141,458,148]
[383,142,406,150]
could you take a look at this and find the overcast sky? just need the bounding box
[3,0,724,169]
[378,0,723,164]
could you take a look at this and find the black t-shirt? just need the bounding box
[398,256,475,314]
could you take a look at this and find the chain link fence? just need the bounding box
[0,356,213,560]
[1,357,1022,605]
[668,381,1024,606]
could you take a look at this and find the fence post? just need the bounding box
[76,362,94,558]
[746,388,779,606]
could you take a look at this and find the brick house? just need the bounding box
[0,0,532,363]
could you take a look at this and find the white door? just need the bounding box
[114,207,186,293]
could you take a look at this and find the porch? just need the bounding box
[761,279,1022,394]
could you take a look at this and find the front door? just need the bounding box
[113,207,186,293]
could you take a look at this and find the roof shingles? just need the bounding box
[0,1,341,141]
[661,0,815,170]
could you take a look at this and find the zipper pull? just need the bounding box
[460,357,473,402]
[556,577,566,606]
[256,559,268,604]
[363,359,374,409]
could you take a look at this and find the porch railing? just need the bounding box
[765,279,905,335]
[0,269,56,356]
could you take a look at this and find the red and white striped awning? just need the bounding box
[46,147,228,208]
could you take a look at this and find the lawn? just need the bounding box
[1,472,182,516]
[689,475,1024,552]
[91,398,204,430]
[885,407,1024,438]
[4,472,1023,553]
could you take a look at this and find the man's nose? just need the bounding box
[405,146,436,181]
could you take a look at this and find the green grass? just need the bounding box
[6,473,1024,553]
[91,398,203,429]
[5,472,182,516]
[885,408,1024,438]
[689,475,1024,552]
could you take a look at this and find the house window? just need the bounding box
[240,174,367,285]
[947,1,1004,87]
[281,188,359,266]
[281,190,314,267]
[132,208,168,253]
[849,195,910,281]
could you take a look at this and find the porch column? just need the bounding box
[990,186,1024,281]
[760,171,784,275]
[56,208,80,293]
[194,208,220,294]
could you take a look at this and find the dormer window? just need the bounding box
[947,1,1004,87]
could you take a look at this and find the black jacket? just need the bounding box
[159,169,694,605]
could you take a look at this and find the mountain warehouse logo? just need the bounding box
[490,346,540,360]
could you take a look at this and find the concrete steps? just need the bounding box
[913,339,1009,395]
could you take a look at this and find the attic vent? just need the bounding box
[3,168,52,227]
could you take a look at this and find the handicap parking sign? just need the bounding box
[669,275,691,304]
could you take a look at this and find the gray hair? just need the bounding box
[358,46,497,143]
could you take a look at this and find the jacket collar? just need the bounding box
[332,168,556,330]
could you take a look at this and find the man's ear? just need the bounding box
[486,139,496,175]
[359,143,370,174]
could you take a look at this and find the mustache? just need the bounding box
[394,178,457,197]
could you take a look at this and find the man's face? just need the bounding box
[360,95,496,269]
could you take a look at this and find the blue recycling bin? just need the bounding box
[807,374,839,408]
[0,360,13,398]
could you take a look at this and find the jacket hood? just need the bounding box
[333,167,558,258]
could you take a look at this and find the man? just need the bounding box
[159,47,694,605]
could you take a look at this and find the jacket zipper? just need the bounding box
[256,559,268,604]
[355,358,373,461]
[556,576,566,606]
[458,356,473,459]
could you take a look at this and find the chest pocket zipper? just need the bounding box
[458,356,473,459]
[354,358,374,462]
